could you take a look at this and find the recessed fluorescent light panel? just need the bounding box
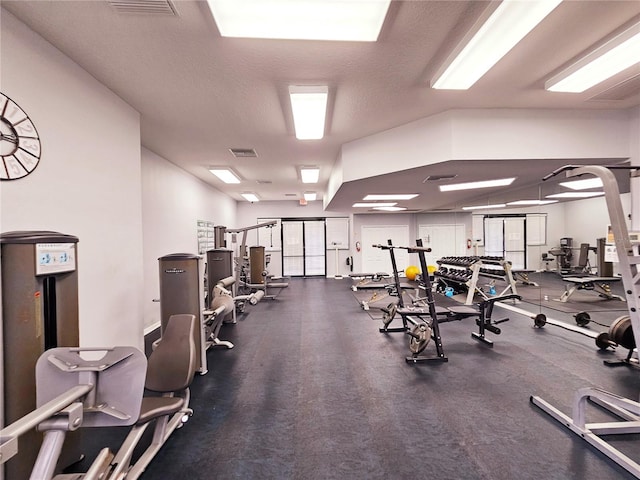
[353,202,397,208]
[439,177,515,192]
[303,192,317,201]
[432,0,562,89]
[300,166,320,183]
[209,167,241,184]
[207,0,391,42]
[462,204,507,211]
[289,86,328,140]
[373,206,407,212]
[559,178,604,190]
[546,22,640,93]
[241,192,260,202]
[506,200,558,206]
[363,194,419,201]
[546,191,605,199]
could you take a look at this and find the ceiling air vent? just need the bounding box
[284,193,297,197]
[423,174,458,183]
[229,148,258,158]
[256,180,272,184]
[107,0,177,15]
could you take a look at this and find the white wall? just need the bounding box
[141,148,236,330]
[1,10,144,349]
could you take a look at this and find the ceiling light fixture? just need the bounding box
[289,86,328,140]
[300,166,320,183]
[462,204,507,211]
[353,202,397,208]
[439,177,516,192]
[241,192,260,202]
[373,206,407,212]
[559,178,604,190]
[506,200,558,206]
[363,194,419,201]
[206,0,391,42]
[209,167,241,184]
[545,191,605,199]
[303,192,317,201]
[546,22,640,93]
[431,0,562,90]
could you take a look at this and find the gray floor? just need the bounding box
[131,276,640,480]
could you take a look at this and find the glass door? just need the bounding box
[282,218,326,277]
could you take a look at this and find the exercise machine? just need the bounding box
[0,230,81,479]
[0,345,147,480]
[376,239,519,363]
[531,164,640,477]
[158,253,232,374]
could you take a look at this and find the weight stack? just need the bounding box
[250,246,265,284]
[158,253,207,375]
[206,249,233,296]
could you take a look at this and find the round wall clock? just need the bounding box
[0,92,41,180]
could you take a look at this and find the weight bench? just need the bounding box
[512,269,538,286]
[349,272,391,291]
[557,276,624,303]
[389,293,519,346]
[376,238,520,363]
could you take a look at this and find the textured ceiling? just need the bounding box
[3,0,640,212]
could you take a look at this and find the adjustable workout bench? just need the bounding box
[558,276,624,302]
[349,272,391,291]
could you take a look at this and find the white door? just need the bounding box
[361,225,410,275]
[418,224,466,267]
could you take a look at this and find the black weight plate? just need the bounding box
[609,315,635,350]
[382,303,397,327]
[408,324,431,354]
[595,332,612,350]
[533,313,546,328]
[575,311,591,327]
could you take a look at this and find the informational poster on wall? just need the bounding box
[605,225,618,262]
[197,220,215,254]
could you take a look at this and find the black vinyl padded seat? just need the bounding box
[136,313,197,425]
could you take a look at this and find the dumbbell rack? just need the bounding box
[530,165,640,478]
[435,256,518,305]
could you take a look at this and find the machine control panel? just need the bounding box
[35,243,77,275]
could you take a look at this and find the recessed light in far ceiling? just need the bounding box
[462,204,507,211]
[546,21,640,93]
[304,192,317,201]
[353,202,397,208]
[289,87,328,140]
[206,0,391,42]
[241,192,260,202]
[300,166,320,183]
[559,178,603,190]
[363,194,418,200]
[373,206,407,212]
[506,200,558,206]
[439,177,516,192]
[229,148,258,158]
[545,191,605,199]
[431,0,562,90]
[209,167,241,184]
